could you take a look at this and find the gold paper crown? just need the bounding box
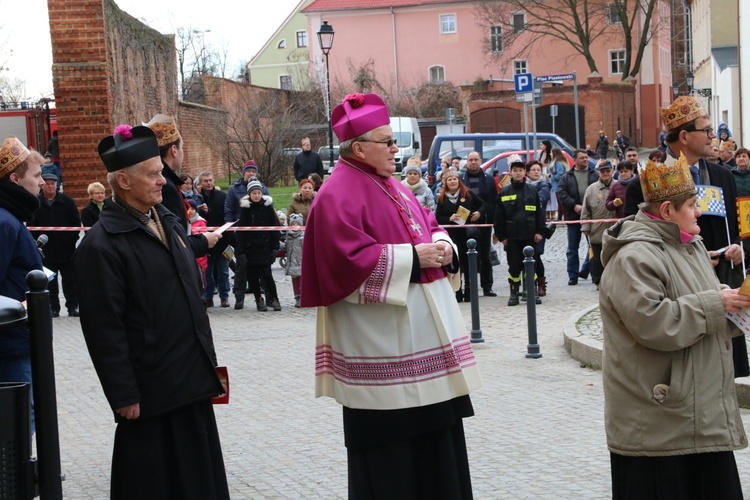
[639,152,695,202]
[143,114,180,147]
[0,136,31,178]
[659,96,707,131]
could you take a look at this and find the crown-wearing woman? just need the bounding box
[599,153,750,498]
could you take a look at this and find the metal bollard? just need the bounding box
[26,269,63,499]
[467,239,484,343]
[0,295,35,499]
[523,246,542,358]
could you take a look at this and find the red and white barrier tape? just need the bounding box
[27,219,621,232]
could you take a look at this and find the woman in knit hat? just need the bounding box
[401,155,435,210]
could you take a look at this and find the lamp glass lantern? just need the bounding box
[686,71,694,90]
[317,21,336,171]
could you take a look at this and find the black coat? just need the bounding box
[198,187,229,255]
[31,192,81,263]
[557,168,599,220]
[434,191,484,271]
[236,198,281,265]
[494,181,545,241]
[160,161,209,257]
[73,200,222,420]
[80,200,102,227]
[460,169,498,222]
[293,150,324,181]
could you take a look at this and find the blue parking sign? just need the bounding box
[514,73,533,93]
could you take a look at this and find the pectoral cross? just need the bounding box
[409,218,423,236]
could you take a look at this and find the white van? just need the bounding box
[389,117,421,170]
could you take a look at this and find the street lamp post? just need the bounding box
[672,81,679,100]
[686,70,694,94]
[317,21,335,172]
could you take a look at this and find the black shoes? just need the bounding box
[68,307,79,317]
[578,269,589,280]
[256,298,268,312]
[568,278,578,286]
[51,310,60,318]
[234,296,244,310]
[483,288,497,297]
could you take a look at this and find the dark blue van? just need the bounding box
[426,132,592,183]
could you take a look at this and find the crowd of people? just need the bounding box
[3,91,750,497]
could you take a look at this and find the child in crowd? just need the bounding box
[237,180,282,311]
[284,213,305,308]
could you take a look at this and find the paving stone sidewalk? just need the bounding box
[44,229,750,498]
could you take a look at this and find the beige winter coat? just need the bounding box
[599,212,747,457]
[580,180,615,244]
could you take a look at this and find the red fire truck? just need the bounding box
[0,100,56,152]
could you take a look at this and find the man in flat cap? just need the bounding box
[74,125,229,499]
[30,172,81,317]
[301,93,481,498]
[0,136,45,430]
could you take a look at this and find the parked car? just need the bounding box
[318,145,339,173]
[426,132,594,184]
[479,149,575,191]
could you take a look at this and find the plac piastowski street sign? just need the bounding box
[535,73,575,83]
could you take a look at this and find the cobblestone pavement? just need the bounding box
[46,229,750,498]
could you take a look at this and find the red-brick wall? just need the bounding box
[465,76,638,148]
[178,101,229,180]
[49,0,179,205]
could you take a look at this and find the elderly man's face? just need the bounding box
[122,156,166,212]
[357,125,397,177]
[598,167,613,184]
[42,179,57,199]
[466,152,481,173]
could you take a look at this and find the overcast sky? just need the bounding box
[3,0,301,101]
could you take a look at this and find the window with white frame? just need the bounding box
[429,66,445,83]
[514,60,527,75]
[277,39,286,49]
[490,26,502,53]
[296,31,308,48]
[280,75,292,90]
[440,14,456,34]
[512,13,525,33]
[607,3,622,24]
[609,50,626,75]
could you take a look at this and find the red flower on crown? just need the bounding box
[343,93,365,108]
[114,124,133,141]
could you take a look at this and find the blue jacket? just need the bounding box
[0,182,43,359]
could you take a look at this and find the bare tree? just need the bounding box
[0,74,26,104]
[474,0,660,80]
[206,83,324,187]
[175,27,224,102]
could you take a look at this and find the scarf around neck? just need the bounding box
[0,180,40,223]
